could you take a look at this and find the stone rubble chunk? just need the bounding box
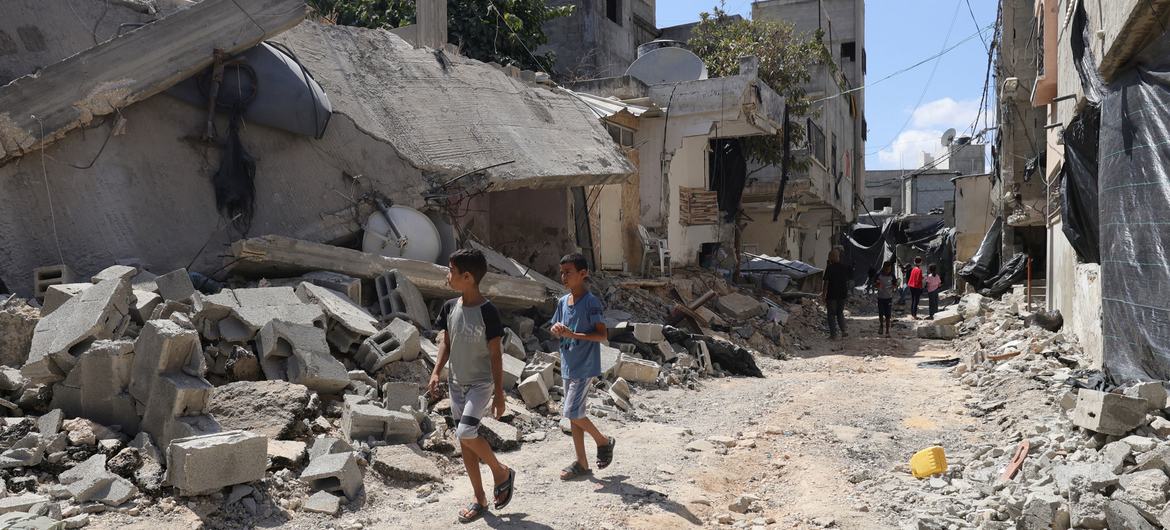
[300,451,362,501]
[1105,499,1157,530]
[1135,445,1170,474]
[0,494,49,515]
[1053,463,1119,492]
[1101,440,1133,473]
[354,319,421,372]
[372,443,443,483]
[633,323,665,343]
[51,340,139,433]
[206,380,311,440]
[307,436,353,462]
[41,284,92,316]
[1072,390,1148,436]
[517,374,550,408]
[0,511,66,529]
[166,431,268,496]
[129,290,163,324]
[36,410,63,436]
[257,320,348,393]
[917,324,958,340]
[23,278,132,384]
[383,381,420,412]
[268,440,307,466]
[155,269,196,302]
[502,328,526,361]
[295,282,379,354]
[1125,382,1169,412]
[715,293,766,320]
[1018,490,1070,530]
[1122,435,1158,453]
[0,433,43,469]
[195,287,325,343]
[614,355,660,384]
[302,490,340,515]
[139,373,216,450]
[478,417,519,451]
[1119,469,1169,505]
[501,354,525,390]
[129,320,202,404]
[340,400,421,444]
[931,309,962,326]
[609,378,631,411]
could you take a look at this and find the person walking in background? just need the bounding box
[875,261,896,337]
[822,248,850,339]
[925,263,943,319]
[907,257,925,320]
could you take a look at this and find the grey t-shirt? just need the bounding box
[435,298,505,386]
[876,273,896,299]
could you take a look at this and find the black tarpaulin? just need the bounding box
[958,216,1002,290]
[710,139,747,222]
[1060,104,1101,264]
[1099,25,1170,384]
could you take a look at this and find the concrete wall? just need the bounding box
[865,170,905,213]
[0,94,428,295]
[905,173,957,216]
[543,0,657,80]
[954,174,994,262]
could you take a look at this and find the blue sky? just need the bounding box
[658,1,998,170]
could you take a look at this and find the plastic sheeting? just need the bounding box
[1060,104,1101,264]
[1098,25,1170,384]
[842,217,955,288]
[958,217,1002,290]
[979,253,1028,299]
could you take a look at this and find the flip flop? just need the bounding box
[560,461,592,480]
[458,502,485,524]
[493,468,516,510]
[597,436,617,469]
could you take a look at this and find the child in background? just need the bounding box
[925,264,943,319]
[907,257,925,319]
[875,262,896,337]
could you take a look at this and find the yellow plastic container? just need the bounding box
[910,446,948,478]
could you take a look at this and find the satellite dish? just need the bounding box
[362,206,443,263]
[941,128,957,147]
[625,46,708,85]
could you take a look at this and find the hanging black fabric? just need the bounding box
[709,139,747,222]
[958,216,1002,290]
[1059,103,1100,263]
[1098,25,1170,384]
[979,253,1028,298]
[213,108,257,234]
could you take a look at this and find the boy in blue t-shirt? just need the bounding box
[550,253,616,480]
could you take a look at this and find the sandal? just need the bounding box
[597,436,617,469]
[458,502,485,524]
[493,468,516,510]
[560,461,592,480]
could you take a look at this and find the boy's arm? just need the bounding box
[488,337,505,417]
[564,322,607,343]
[427,330,450,396]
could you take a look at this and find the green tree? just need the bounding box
[306,0,572,72]
[687,2,832,167]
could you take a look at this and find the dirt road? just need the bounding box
[332,313,977,530]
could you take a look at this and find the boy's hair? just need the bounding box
[449,249,488,284]
[559,253,589,272]
[929,264,938,273]
[914,256,923,264]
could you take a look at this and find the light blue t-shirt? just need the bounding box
[550,292,604,379]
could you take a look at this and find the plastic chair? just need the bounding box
[637,225,671,277]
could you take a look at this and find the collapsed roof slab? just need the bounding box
[274,22,635,191]
[0,0,307,162]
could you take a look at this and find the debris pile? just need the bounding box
[876,292,1170,529]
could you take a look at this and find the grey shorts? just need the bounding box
[562,377,593,420]
[449,381,493,439]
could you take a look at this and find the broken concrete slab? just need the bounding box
[1053,462,1120,492]
[0,511,65,529]
[0,433,43,469]
[267,440,307,466]
[206,380,311,440]
[502,354,525,390]
[307,436,353,462]
[341,401,421,444]
[23,277,132,384]
[91,265,137,284]
[303,490,341,515]
[931,309,963,326]
[1072,389,1148,436]
[354,319,420,373]
[372,443,442,483]
[51,340,139,433]
[1119,469,1169,505]
[715,293,766,320]
[382,381,420,412]
[139,372,215,449]
[257,320,348,393]
[614,355,660,384]
[479,417,519,451]
[166,430,268,496]
[610,377,631,411]
[154,269,195,302]
[295,282,378,353]
[518,374,550,408]
[129,290,163,324]
[1124,382,1169,412]
[300,451,362,501]
[129,320,201,404]
[600,344,621,378]
[0,494,50,515]
[59,454,138,505]
[633,323,665,343]
[199,288,327,342]
[41,284,92,316]
[502,328,526,361]
[917,324,958,340]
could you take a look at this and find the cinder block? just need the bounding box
[518,374,549,408]
[633,323,665,343]
[354,318,420,372]
[615,355,660,384]
[382,381,420,412]
[300,451,362,501]
[502,354,525,390]
[42,283,92,316]
[166,431,268,496]
[53,340,139,432]
[656,341,678,362]
[130,320,202,403]
[373,270,431,329]
[258,320,348,393]
[155,269,196,302]
[522,361,556,390]
[1072,389,1148,436]
[715,293,767,320]
[23,277,132,385]
[295,282,379,353]
[91,265,137,284]
[340,400,421,444]
[307,436,353,462]
[32,264,74,302]
[140,373,213,449]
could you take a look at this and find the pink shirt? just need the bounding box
[925,274,942,293]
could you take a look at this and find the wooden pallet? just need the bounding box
[679,187,719,225]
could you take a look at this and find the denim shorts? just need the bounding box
[562,377,592,420]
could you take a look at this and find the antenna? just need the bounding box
[626,45,709,85]
[941,128,957,147]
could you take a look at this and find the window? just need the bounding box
[840,41,856,62]
[606,0,621,25]
[605,122,634,147]
[807,119,826,167]
[873,197,892,211]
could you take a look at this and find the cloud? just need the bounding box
[869,97,989,170]
[910,97,981,129]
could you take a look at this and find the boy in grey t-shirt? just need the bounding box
[427,249,514,523]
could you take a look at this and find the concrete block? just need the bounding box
[207,380,312,440]
[59,454,137,505]
[301,451,362,500]
[295,282,379,353]
[140,373,214,449]
[0,493,50,514]
[917,324,958,340]
[196,287,325,342]
[715,293,767,320]
[129,290,162,324]
[0,511,65,529]
[1072,389,1148,436]
[37,409,63,436]
[518,374,550,408]
[355,319,421,372]
[32,264,74,302]
[258,320,348,393]
[372,444,442,483]
[23,277,131,384]
[478,417,520,451]
[166,431,268,496]
[1124,382,1169,411]
[502,354,525,390]
[155,269,196,302]
[341,401,421,443]
[130,320,201,404]
[382,381,420,412]
[307,436,353,462]
[633,323,665,343]
[655,341,678,362]
[373,270,431,330]
[91,265,137,284]
[600,344,621,378]
[268,440,307,466]
[303,490,340,515]
[614,355,660,384]
[502,328,526,360]
[42,283,92,316]
[932,309,963,326]
[52,340,139,433]
[522,361,556,390]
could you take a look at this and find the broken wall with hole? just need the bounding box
[459,188,576,278]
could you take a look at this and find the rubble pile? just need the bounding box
[0,257,795,527]
[870,292,1170,529]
